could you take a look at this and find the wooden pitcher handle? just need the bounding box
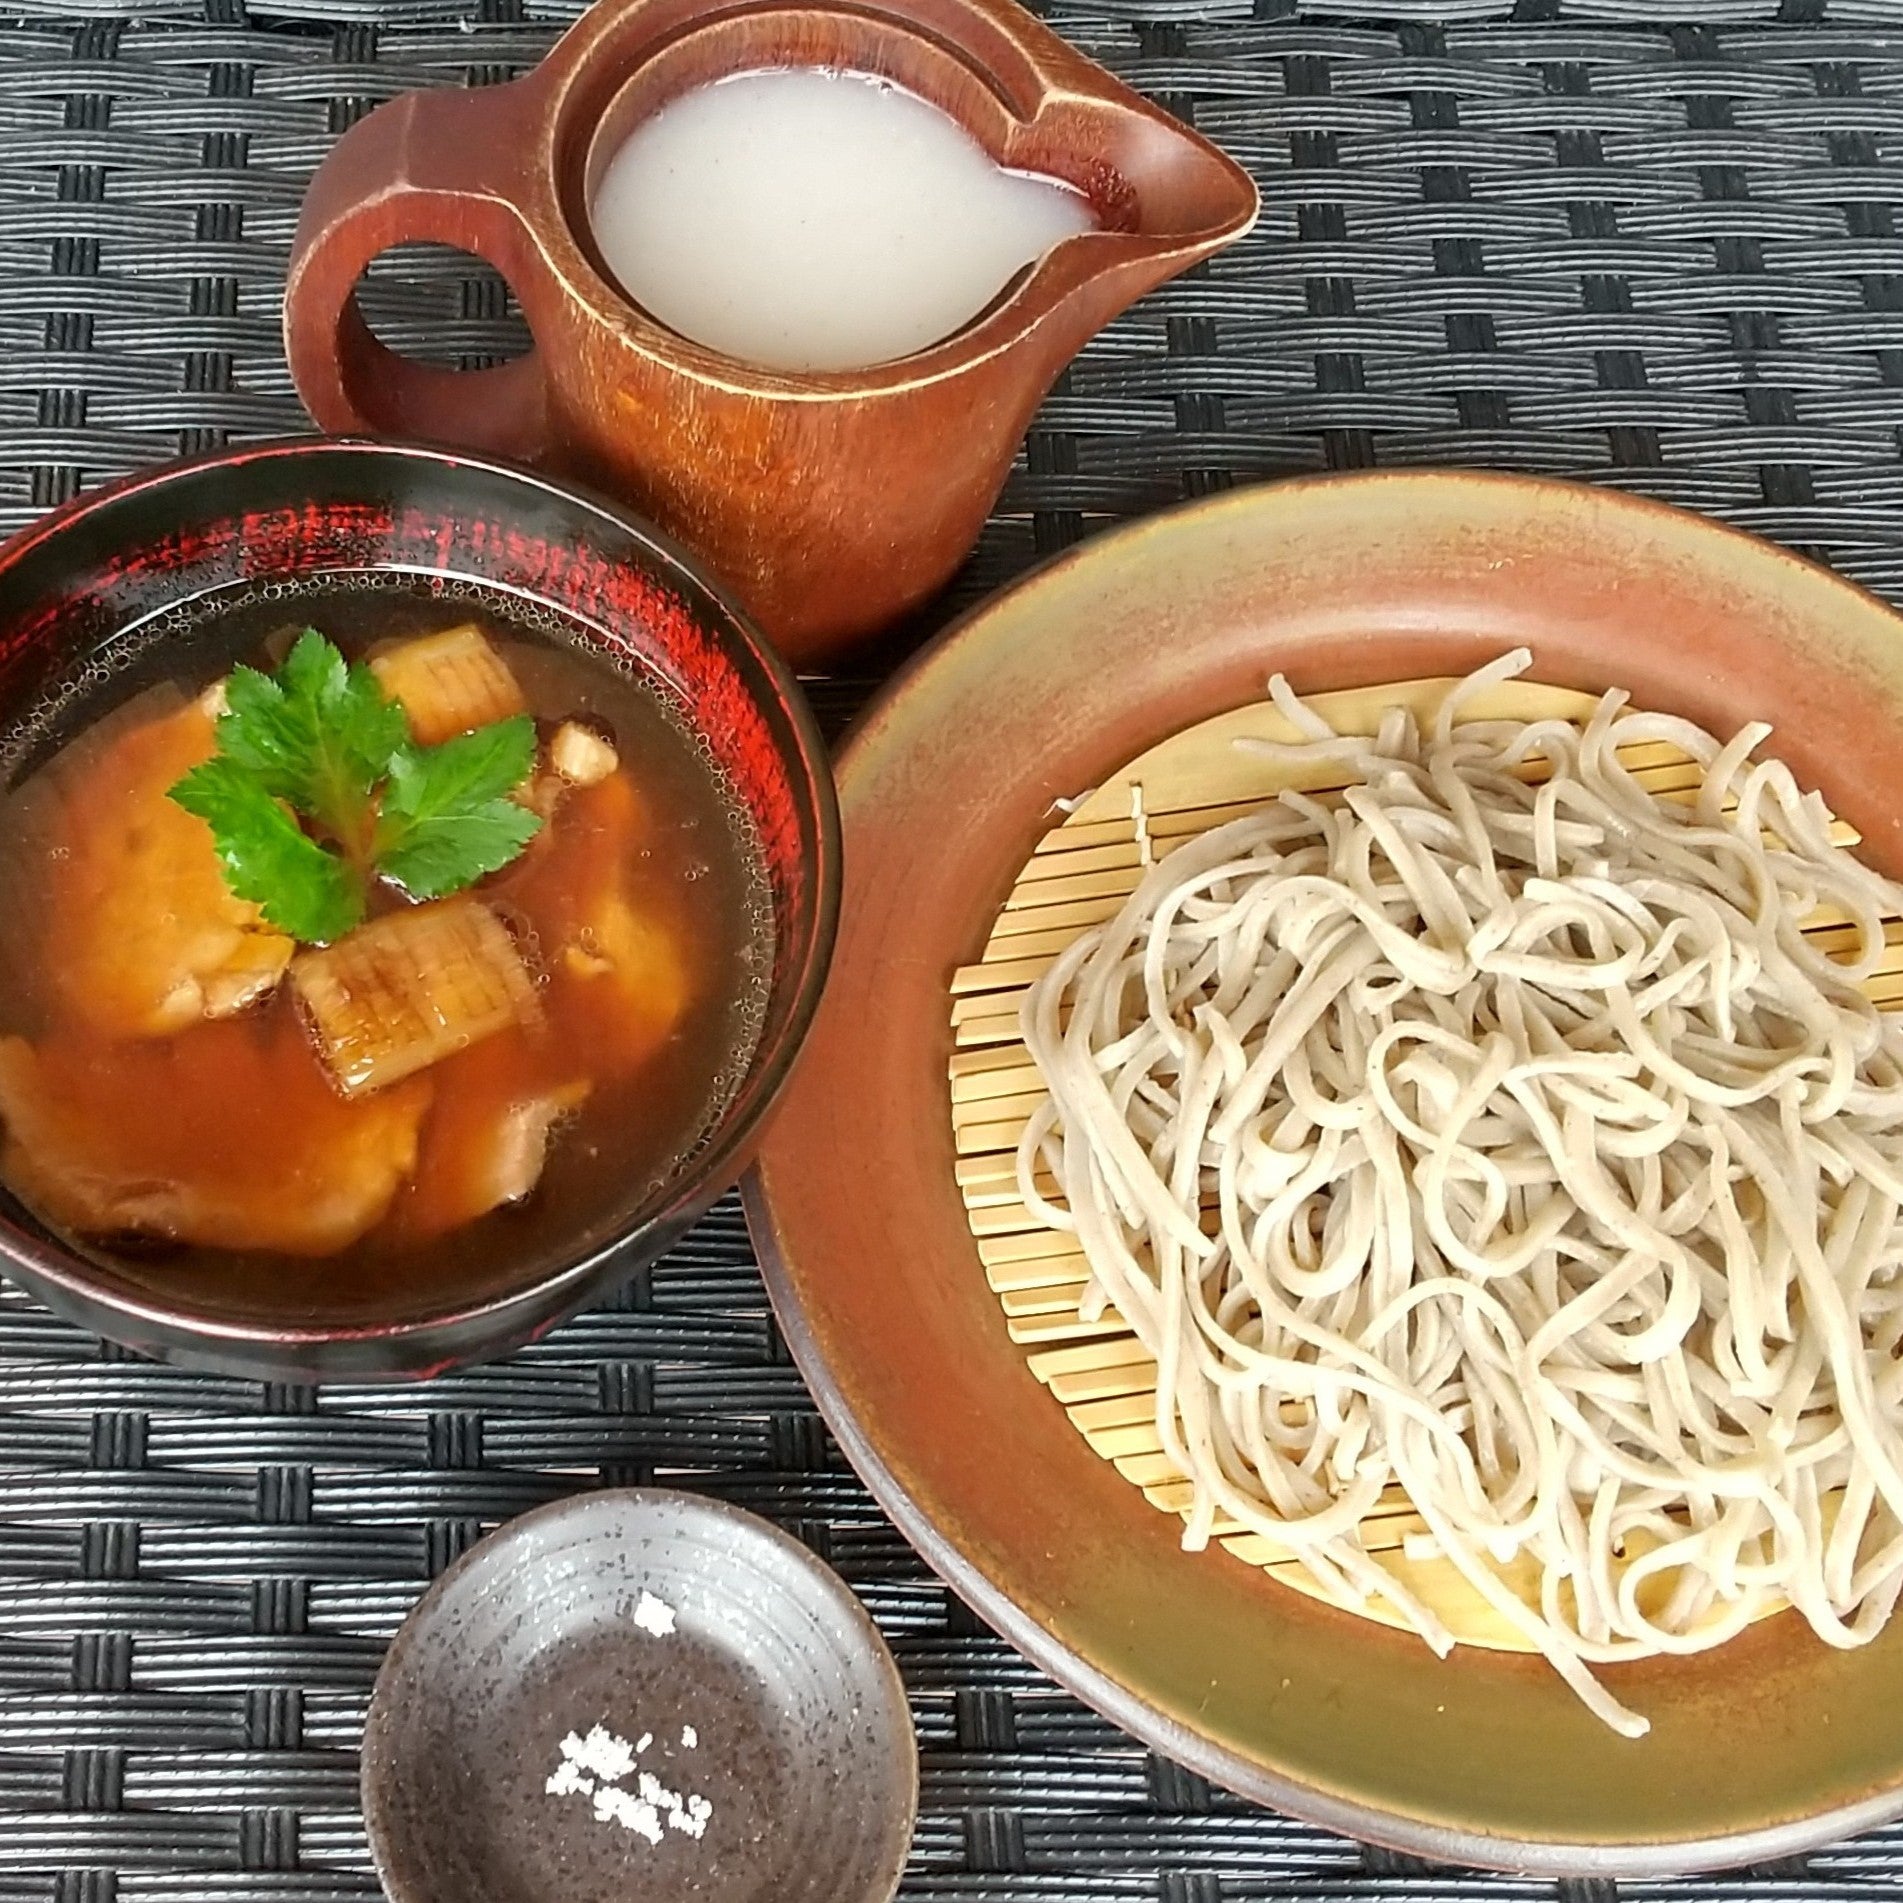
[284,83,553,462]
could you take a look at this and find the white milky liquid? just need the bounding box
[589,68,1098,373]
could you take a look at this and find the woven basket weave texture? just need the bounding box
[3,3,1903,1897]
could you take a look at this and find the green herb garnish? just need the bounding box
[170,631,542,945]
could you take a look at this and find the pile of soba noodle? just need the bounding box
[1016,649,1903,1736]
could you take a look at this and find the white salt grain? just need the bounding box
[635,1767,710,1841]
[594,1783,664,1845]
[633,1590,677,1636]
[544,1721,713,1849]
[563,1724,637,1782]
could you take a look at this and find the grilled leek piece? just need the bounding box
[370,626,527,745]
[292,897,537,1096]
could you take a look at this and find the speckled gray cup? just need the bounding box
[362,1488,916,1903]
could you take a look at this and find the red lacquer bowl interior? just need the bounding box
[0,437,838,1382]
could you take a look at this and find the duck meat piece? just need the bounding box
[396,1074,593,1241]
[4,691,294,1040]
[0,1017,430,1255]
[549,721,619,787]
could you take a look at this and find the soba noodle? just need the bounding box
[1015,649,1903,1736]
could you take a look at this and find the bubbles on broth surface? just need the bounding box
[0,570,779,1311]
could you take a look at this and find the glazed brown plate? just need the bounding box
[745,470,1903,1876]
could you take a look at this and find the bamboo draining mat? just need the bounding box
[947,673,1900,1653]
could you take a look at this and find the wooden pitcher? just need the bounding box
[283,0,1258,665]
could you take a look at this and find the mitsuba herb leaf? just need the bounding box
[167,632,545,945]
[377,716,544,901]
[216,630,409,850]
[169,757,365,946]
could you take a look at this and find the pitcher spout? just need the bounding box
[982,15,1258,349]
[1067,93,1260,253]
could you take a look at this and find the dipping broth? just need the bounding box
[589,67,1097,373]
[0,580,772,1318]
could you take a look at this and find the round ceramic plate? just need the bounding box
[361,1488,916,1903]
[745,471,1903,1875]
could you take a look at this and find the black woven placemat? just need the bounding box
[4,2,1903,1897]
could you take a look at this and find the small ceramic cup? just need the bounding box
[363,1489,917,1903]
[283,0,1258,665]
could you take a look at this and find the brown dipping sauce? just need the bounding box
[0,582,772,1320]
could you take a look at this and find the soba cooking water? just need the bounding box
[588,68,1097,373]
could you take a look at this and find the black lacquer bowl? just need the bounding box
[0,437,838,1381]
